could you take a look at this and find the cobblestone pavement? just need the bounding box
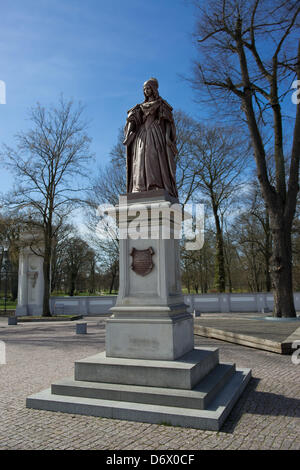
[0,317,299,450]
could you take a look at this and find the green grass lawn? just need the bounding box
[0,298,17,311]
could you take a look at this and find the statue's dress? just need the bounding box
[125,98,178,198]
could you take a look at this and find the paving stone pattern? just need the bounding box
[0,317,299,450]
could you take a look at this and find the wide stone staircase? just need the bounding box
[27,347,251,431]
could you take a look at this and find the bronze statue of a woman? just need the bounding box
[123,78,178,198]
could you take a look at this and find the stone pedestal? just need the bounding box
[15,232,44,316]
[106,190,193,360]
[27,191,251,431]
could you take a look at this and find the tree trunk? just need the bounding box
[264,245,272,292]
[241,92,296,316]
[69,278,76,297]
[11,267,18,301]
[251,245,260,292]
[42,254,51,317]
[89,262,96,294]
[235,38,298,317]
[109,270,116,295]
[264,209,272,292]
[227,265,232,293]
[224,244,233,293]
[42,226,52,317]
[270,217,296,317]
[212,206,226,292]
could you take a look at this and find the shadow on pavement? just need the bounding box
[221,377,300,433]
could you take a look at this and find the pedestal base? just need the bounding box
[106,312,194,360]
[26,347,251,431]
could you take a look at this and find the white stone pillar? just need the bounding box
[106,190,194,360]
[16,250,28,315]
[16,233,44,317]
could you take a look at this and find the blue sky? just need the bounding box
[0,0,202,193]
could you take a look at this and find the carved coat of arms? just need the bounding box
[130,247,154,277]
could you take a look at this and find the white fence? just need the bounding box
[49,293,300,316]
[185,293,300,313]
[50,296,116,316]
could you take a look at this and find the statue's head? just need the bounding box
[143,78,159,101]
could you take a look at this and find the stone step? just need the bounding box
[51,363,235,410]
[75,347,219,390]
[26,367,251,431]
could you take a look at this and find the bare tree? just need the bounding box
[189,124,249,291]
[181,229,215,293]
[191,0,300,316]
[84,157,123,295]
[235,212,270,292]
[173,110,201,203]
[0,213,21,301]
[50,222,74,293]
[61,236,96,296]
[0,97,93,316]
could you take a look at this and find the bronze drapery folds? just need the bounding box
[123,78,178,198]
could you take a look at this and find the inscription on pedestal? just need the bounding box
[130,247,154,277]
